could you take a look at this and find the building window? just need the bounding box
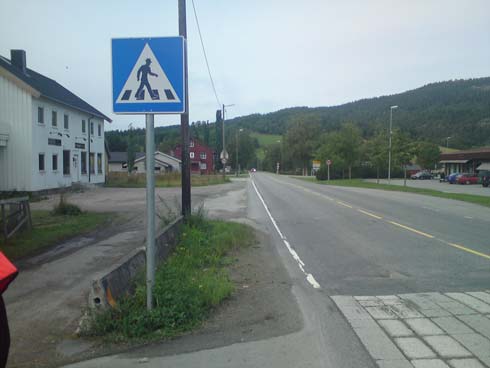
[81,152,87,174]
[98,123,101,137]
[190,152,195,159]
[200,152,207,160]
[82,120,86,133]
[63,150,70,175]
[97,153,102,174]
[90,122,94,135]
[52,111,57,127]
[200,162,207,170]
[52,154,58,171]
[64,114,69,130]
[89,153,95,174]
[38,153,45,172]
[38,107,44,124]
[189,140,195,147]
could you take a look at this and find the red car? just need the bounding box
[456,173,479,185]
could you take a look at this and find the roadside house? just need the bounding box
[0,49,112,192]
[439,147,490,175]
[133,151,181,173]
[108,151,145,173]
[172,138,214,175]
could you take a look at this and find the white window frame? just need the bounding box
[98,123,102,137]
[82,119,86,134]
[200,162,207,170]
[37,106,44,125]
[190,152,195,159]
[51,110,58,128]
[64,114,69,130]
[190,140,195,147]
[200,152,206,160]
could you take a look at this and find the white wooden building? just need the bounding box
[0,50,112,192]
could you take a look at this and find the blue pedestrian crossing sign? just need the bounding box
[112,37,185,114]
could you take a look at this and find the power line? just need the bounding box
[191,0,222,109]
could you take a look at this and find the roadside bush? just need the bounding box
[52,194,82,216]
[86,215,254,340]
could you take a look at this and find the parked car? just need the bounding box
[410,171,432,180]
[456,173,479,185]
[480,170,490,187]
[447,172,461,184]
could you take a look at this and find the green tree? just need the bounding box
[285,120,320,175]
[416,141,441,170]
[337,123,362,179]
[365,129,388,183]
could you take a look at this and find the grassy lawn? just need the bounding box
[300,178,490,208]
[106,172,230,188]
[86,217,255,341]
[0,210,110,260]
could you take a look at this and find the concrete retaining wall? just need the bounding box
[89,216,183,309]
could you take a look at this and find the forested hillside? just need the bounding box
[225,77,490,149]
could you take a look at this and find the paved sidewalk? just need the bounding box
[333,291,490,368]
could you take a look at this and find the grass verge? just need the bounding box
[85,216,255,342]
[300,178,490,208]
[105,172,230,188]
[0,210,110,260]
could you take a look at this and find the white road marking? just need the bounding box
[357,209,383,220]
[251,179,321,290]
[464,216,473,219]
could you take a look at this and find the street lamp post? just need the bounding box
[236,128,243,177]
[446,136,452,148]
[221,104,235,179]
[388,105,398,183]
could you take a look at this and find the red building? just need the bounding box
[172,139,215,175]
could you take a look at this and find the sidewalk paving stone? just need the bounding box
[394,337,436,359]
[423,336,471,358]
[406,319,445,336]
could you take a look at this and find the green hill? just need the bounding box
[225,77,490,149]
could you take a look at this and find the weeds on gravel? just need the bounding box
[86,214,255,341]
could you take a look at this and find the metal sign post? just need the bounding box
[326,159,332,181]
[111,33,186,311]
[145,114,155,310]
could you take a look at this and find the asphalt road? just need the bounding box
[252,173,490,296]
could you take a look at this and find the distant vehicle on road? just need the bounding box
[250,168,257,172]
[480,170,490,187]
[410,171,432,180]
[456,173,479,185]
[447,172,461,184]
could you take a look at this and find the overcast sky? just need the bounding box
[1,0,489,131]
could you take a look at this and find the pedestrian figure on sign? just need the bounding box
[135,58,158,100]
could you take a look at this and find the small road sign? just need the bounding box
[327,159,332,166]
[220,150,229,161]
[112,37,185,114]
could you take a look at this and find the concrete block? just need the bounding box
[421,309,452,318]
[377,359,413,368]
[378,319,414,337]
[423,336,471,358]
[390,303,424,319]
[411,359,450,368]
[437,301,478,316]
[446,293,490,314]
[405,318,444,336]
[432,316,474,335]
[458,314,490,340]
[466,292,490,305]
[355,327,405,360]
[448,358,486,368]
[394,337,436,359]
[365,306,398,319]
[452,333,490,359]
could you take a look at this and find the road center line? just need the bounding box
[446,242,490,260]
[336,201,353,208]
[251,178,321,289]
[388,221,434,239]
[357,209,383,220]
